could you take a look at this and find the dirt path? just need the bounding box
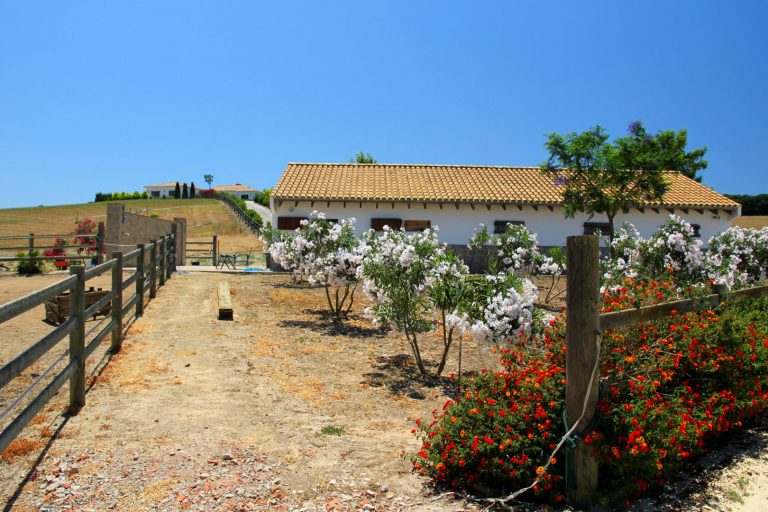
[2,273,492,511]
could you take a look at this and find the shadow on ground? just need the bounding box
[278,310,388,339]
[361,354,475,400]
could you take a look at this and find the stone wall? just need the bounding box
[106,203,186,264]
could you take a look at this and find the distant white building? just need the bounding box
[271,163,741,248]
[144,182,181,198]
[216,184,260,201]
[144,182,259,200]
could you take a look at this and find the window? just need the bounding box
[150,191,160,198]
[371,218,402,231]
[493,220,525,234]
[277,216,308,230]
[583,222,611,236]
[241,194,249,200]
[691,224,701,237]
[404,220,431,231]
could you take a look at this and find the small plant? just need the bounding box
[15,251,44,275]
[320,425,345,436]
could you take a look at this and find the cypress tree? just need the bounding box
[190,182,196,199]
[182,182,189,199]
[174,182,181,199]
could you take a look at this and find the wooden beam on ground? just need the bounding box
[218,281,234,320]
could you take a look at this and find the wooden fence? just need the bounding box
[186,235,218,265]
[564,235,768,508]
[0,222,106,263]
[214,193,262,233]
[0,234,176,454]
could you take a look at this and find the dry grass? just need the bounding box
[1,438,40,463]
[732,216,768,229]
[0,199,260,257]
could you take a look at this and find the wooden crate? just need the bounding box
[45,287,111,325]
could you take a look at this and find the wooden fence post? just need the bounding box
[149,241,157,299]
[136,244,145,316]
[28,233,35,267]
[159,237,166,287]
[97,222,106,264]
[69,265,86,409]
[171,225,178,272]
[212,234,218,266]
[111,252,124,353]
[565,235,601,509]
[166,235,173,279]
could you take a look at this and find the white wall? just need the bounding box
[272,201,736,247]
[144,186,175,198]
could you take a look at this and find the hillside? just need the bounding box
[0,199,262,257]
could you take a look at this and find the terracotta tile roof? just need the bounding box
[216,183,258,192]
[273,163,740,210]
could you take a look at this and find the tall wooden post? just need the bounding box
[212,234,218,267]
[28,233,35,268]
[110,252,124,353]
[165,235,173,279]
[565,235,601,509]
[171,225,178,272]
[158,237,166,287]
[149,240,157,299]
[69,265,86,408]
[96,222,106,264]
[136,244,145,317]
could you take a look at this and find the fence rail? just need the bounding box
[0,223,106,261]
[0,234,176,454]
[564,235,768,508]
[185,235,218,264]
[214,193,262,233]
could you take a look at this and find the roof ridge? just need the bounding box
[286,162,543,170]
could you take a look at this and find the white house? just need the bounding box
[144,182,181,198]
[270,163,740,249]
[144,182,259,200]
[216,184,260,201]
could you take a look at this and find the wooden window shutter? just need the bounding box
[404,220,431,231]
[583,222,611,236]
[277,216,307,230]
[493,220,525,234]
[371,218,402,231]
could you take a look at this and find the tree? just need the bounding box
[204,174,214,189]
[350,151,376,164]
[190,182,196,198]
[182,182,189,199]
[541,121,708,244]
[174,182,181,199]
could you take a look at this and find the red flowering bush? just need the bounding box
[414,278,768,506]
[591,280,768,504]
[73,218,100,256]
[413,320,567,505]
[42,238,67,258]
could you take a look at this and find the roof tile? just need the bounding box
[272,163,739,210]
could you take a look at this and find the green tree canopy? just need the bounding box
[203,174,214,188]
[541,121,708,243]
[350,151,376,164]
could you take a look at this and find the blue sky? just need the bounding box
[1,1,767,208]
